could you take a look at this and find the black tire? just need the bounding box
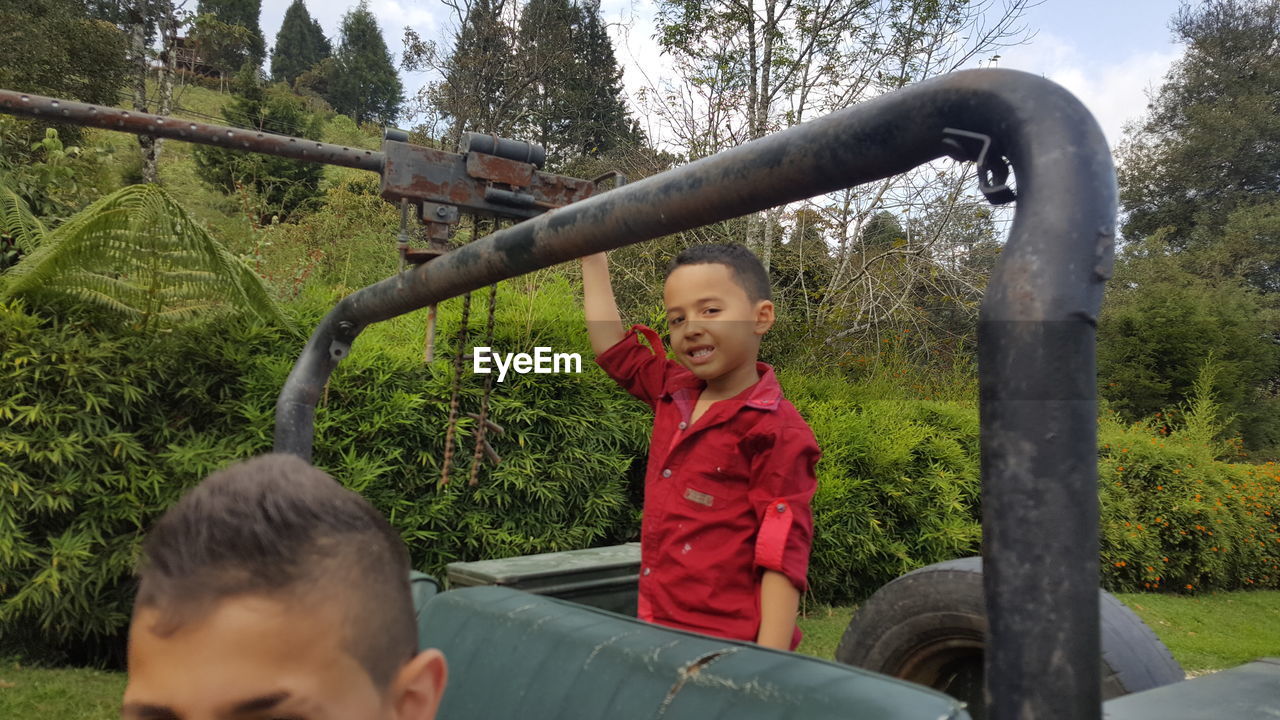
[834,557,1183,720]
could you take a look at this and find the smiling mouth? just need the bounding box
[687,346,715,364]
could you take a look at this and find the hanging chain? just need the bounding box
[469,255,501,486]
[439,213,477,486]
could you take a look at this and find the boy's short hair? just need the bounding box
[666,243,772,302]
[134,453,415,689]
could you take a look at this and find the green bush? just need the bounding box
[192,68,327,222]
[1098,264,1280,454]
[0,122,119,226]
[305,273,650,568]
[0,275,648,661]
[0,301,275,662]
[247,172,399,295]
[1098,371,1280,593]
[785,359,1280,606]
[4,268,1277,661]
[783,371,982,605]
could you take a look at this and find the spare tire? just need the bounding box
[834,557,1183,720]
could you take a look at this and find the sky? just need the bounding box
[256,0,1189,151]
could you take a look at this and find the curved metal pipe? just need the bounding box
[276,68,1114,720]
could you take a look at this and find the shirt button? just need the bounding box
[643,567,651,576]
[662,468,672,478]
[776,503,787,512]
[678,421,687,430]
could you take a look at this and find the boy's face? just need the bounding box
[123,594,445,720]
[663,262,775,384]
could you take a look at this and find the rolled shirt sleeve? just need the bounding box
[747,424,820,592]
[594,324,674,410]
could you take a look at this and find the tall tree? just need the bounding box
[651,0,1033,271]
[405,0,638,163]
[557,0,637,158]
[514,0,577,153]
[270,0,330,86]
[1117,0,1280,293]
[1105,0,1280,453]
[129,0,182,183]
[405,0,523,144]
[0,0,132,108]
[327,1,403,125]
[196,0,266,71]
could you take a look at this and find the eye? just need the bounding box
[703,307,720,316]
[670,316,684,327]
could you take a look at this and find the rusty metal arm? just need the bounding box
[272,67,1116,720]
[0,90,597,226]
[0,89,387,173]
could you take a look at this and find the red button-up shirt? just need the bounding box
[597,325,819,649]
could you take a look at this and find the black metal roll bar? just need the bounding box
[273,68,1115,720]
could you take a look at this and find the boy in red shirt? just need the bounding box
[582,243,819,651]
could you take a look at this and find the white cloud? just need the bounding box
[370,0,439,34]
[602,0,675,142]
[999,32,1183,150]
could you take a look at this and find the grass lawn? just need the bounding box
[3,590,1275,717]
[1113,590,1280,673]
[795,590,1280,674]
[0,661,125,720]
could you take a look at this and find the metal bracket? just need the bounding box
[941,128,1017,205]
[592,170,628,191]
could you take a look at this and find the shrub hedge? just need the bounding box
[0,277,650,660]
[1098,409,1280,593]
[3,278,1278,661]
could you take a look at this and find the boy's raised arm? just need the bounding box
[581,252,626,355]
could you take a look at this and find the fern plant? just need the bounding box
[0,184,287,330]
[0,184,47,255]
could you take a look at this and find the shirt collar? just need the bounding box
[662,361,782,411]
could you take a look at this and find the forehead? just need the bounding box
[124,595,379,718]
[664,263,749,306]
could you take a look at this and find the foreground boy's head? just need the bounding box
[664,243,775,385]
[123,454,446,720]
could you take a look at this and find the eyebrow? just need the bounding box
[667,297,723,313]
[121,704,179,720]
[231,691,292,714]
[121,692,292,719]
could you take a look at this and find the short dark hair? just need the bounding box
[665,243,772,302]
[135,454,416,689]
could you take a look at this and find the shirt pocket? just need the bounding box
[677,456,750,517]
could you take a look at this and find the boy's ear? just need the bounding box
[754,300,776,335]
[391,648,448,720]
